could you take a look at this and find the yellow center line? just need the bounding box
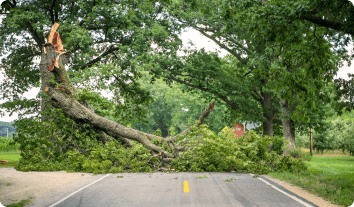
[184,181,189,193]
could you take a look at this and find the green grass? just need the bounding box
[268,156,354,207]
[0,150,21,168]
[4,197,34,207]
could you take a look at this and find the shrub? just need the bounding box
[288,149,312,161]
[0,136,20,152]
[271,136,284,155]
[171,128,308,174]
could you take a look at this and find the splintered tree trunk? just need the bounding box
[263,92,274,152]
[279,99,296,156]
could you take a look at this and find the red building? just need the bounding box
[233,122,245,137]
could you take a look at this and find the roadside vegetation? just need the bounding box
[1,133,353,207]
[269,154,354,207]
[6,122,307,175]
[3,198,33,207]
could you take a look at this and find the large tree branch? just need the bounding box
[45,84,214,153]
[227,36,253,55]
[168,76,241,110]
[45,86,164,153]
[48,0,57,24]
[252,88,264,102]
[26,22,45,51]
[79,46,120,70]
[303,15,354,36]
[194,27,247,64]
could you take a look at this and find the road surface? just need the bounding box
[28,172,317,207]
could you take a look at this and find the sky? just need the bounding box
[0,2,354,122]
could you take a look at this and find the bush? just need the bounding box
[288,149,312,161]
[171,128,308,174]
[295,132,310,149]
[271,136,284,155]
[0,136,20,152]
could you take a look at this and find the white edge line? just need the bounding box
[250,174,313,207]
[48,173,111,207]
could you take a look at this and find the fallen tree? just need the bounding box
[39,23,214,169]
[11,24,309,175]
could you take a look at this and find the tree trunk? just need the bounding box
[39,43,57,119]
[39,43,71,120]
[263,92,274,152]
[279,99,296,156]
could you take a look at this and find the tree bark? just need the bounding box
[39,43,57,119]
[39,43,71,120]
[279,99,296,156]
[262,92,274,152]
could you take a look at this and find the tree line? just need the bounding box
[0,121,15,137]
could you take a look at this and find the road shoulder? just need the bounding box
[262,175,343,207]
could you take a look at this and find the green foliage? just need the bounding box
[11,109,308,174]
[271,136,284,155]
[334,74,354,113]
[0,0,322,175]
[225,177,238,182]
[153,128,162,137]
[156,0,344,140]
[170,128,308,174]
[132,72,233,136]
[269,156,354,207]
[0,136,20,152]
[288,149,312,162]
[308,110,354,155]
[295,131,310,149]
[0,0,175,125]
[12,109,156,174]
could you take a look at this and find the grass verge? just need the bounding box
[0,150,21,168]
[4,197,34,207]
[268,156,354,207]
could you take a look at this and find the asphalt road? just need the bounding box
[29,172,318,207]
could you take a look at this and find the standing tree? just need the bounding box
[144,0,342,155]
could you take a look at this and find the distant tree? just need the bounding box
[132,72,232,137]
[0,121,15,137]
